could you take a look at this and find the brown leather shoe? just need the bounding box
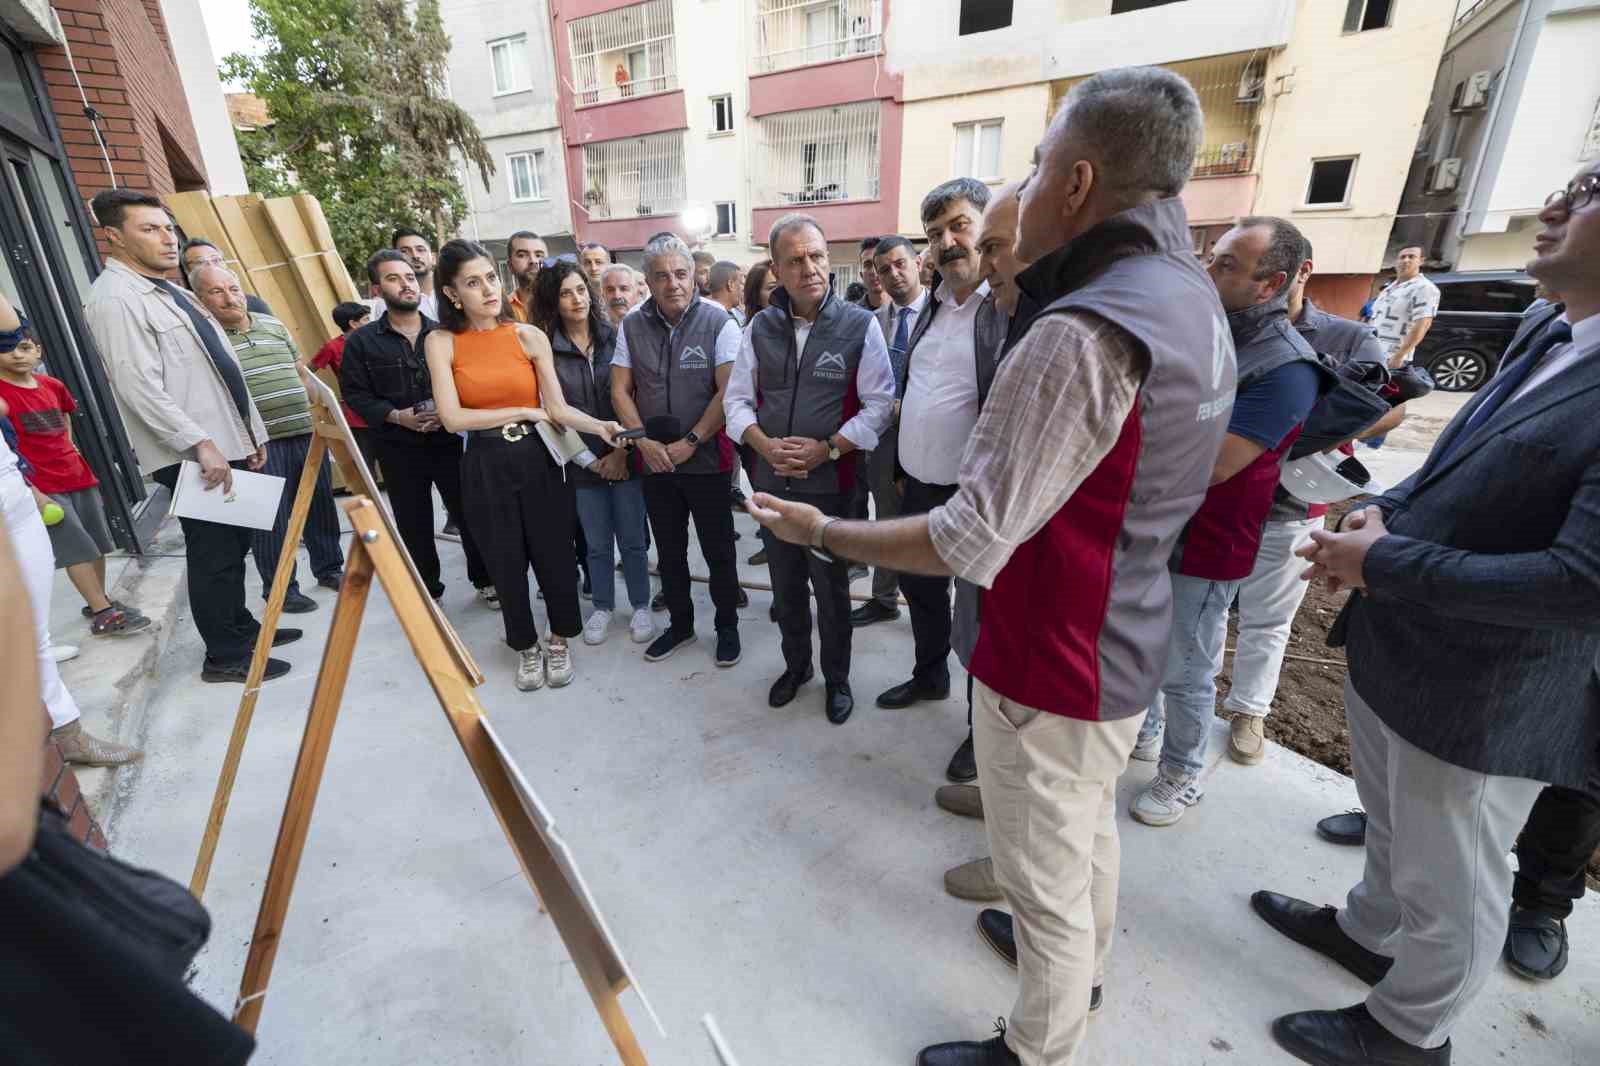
[935,784,983,819]
[945,857,1003,902]
[51,720,143,767]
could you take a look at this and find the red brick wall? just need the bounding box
[41,739,108,851]
[35,0,207,256]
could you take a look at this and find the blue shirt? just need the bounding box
[1227,361,1323,450]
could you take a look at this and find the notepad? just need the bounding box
[168,460,285,531]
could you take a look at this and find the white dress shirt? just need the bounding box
[899,279,989,486]
[1509,312,1597,403]
[723,302,895,452]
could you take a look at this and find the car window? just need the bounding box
[1437,279,1535,314]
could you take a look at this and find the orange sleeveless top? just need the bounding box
[450,323,539,410]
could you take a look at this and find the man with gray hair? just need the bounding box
[600,263,636,329]
[745,67,1234,1064]
[610,234,744,669]
[726,213,894,725]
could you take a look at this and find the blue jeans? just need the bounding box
[574,479,651,611]
[1136,573,1241,778]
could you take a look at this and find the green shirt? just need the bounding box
[225,313,311,440]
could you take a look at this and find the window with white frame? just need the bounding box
[712,94,735,134]
[507,150,546,202]
[569,0,678,106]
[1304,156,1357,207]
[752,101,880,207]
[489,35,533,96]
[752,1,882,75]
[714,201,737,237]
[1342,0,1394,33]
[953,119,1002,180]
[582,131,687,220]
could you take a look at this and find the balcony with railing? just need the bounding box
[581,131,687,223]
[569,0,678,108]
[751,0,882,76]
[751,101,896,243]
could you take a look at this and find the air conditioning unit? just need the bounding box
[1236,62,1266,103]
[1453,70,1492,112]
[1425,157,1462,194]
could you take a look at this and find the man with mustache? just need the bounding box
[600,264,636,329]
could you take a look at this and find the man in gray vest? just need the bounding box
[611,235,743,669]
[749,67,1233,1064]
[726,214,894,725]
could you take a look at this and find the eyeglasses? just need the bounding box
[1544,175,1600,215]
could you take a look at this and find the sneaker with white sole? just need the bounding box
[1130,720,1163,762]
[515,646,545,691]
[477,586,501,611]
[1131,768,1204,827]
[629,607,655,644]
[545,638,574,687]
[1228,713,1266,765]
[583,609,613,645]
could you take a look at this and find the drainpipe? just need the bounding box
[1457,0,1534,245]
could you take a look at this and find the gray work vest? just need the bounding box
[747,287,876,496]
[620,296,729,476]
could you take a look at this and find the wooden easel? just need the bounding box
[191,379,652,1062]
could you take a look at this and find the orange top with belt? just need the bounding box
[450,322,540,410]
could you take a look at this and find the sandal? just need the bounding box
[89,606,152,637]
[82,599,145,621]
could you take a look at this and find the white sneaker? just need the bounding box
[49,642,80,664]
[1131,768,1204,827]
[583,609,613,645]
[1130,721,1163,762]
[545,638,574,687]
[629,606,655,644]
[478,586,501,611]
[515,646,545,691]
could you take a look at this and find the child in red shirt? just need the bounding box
[0,328,150,637]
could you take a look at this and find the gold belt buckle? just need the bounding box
[502,421,528,442]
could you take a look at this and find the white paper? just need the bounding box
[534,420,597,469]
[168,460,284,531]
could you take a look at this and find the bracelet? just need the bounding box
[812,516,838,552]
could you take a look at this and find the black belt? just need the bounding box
[469,421,536,442]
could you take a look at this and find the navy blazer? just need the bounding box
[1332,306,1600,788]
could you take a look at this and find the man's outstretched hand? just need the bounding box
[746,493,826,547]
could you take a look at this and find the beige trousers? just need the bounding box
[973,678,1144,1066]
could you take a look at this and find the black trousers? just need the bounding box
[898,476,959,687]
[154,463,258,664]
[460,435,581,650]
[1513,747,1600,919]
[252,433,345,596]
[764,489,851,684]
[376,436,489,595]
[642,472,740,634]
[349,426,379,482]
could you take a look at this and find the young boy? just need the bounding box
[0,323,150,637]
[309,301,377,475]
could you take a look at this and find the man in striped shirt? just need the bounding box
[194,265,344,614]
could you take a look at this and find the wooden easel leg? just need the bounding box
[233,532,375,1034]
[191,435,331,900]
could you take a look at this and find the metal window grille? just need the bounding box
[569,0,678,107]
[831,261,859,289]
[751,0,881,75]
[582,131,687,220]
[752,102,880,208]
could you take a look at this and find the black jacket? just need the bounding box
[549,321,619,487]
[338,311,451,448]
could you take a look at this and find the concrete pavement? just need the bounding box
[108,493,1598,1066]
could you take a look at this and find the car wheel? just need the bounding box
[1428,349,1490,392]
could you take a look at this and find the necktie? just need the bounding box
[153,278,253,429]
[890,306,912,391]
[1431,319,1571,467]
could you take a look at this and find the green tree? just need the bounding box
[223,0,493,281]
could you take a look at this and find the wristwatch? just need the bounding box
[685,430,701,446]
[826,435,842,462]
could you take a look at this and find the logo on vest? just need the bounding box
[679,345,710,370]
[812,350,848,380]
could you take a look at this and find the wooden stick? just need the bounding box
[190,434,329,900]
[234,521,375,1033]
[1223,645,1348,669]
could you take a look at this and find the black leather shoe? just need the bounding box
[947,732,977,783]
[849,599,901,627]
[877,676,950,709]
[1317,810,1368,846]
[281,588,319,614]
[1251,891,1394,986]
[1504,905,1568,981]
[735,587,750,609]
[272,628,302,647]
[202,657,290,684]
[825,682,854,724]
[916,1020,1021,1066]
[977,909,1017,967]
[1272,1003,1450,1066]
[768,666,814,708]
[651,590,667,612]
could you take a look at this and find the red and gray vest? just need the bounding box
[967,198,1236,722]
[620,295,731,476]
[746,287,876,497]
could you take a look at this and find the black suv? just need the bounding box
[1412,270,1538,391]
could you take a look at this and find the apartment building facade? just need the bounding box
[439,0,575,257]
[1393,0,1599,273]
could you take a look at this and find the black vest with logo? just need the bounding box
[620,296,729,476]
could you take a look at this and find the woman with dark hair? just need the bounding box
[742,259,778,318]
[536,261,654,648]
[425,239,623,693]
